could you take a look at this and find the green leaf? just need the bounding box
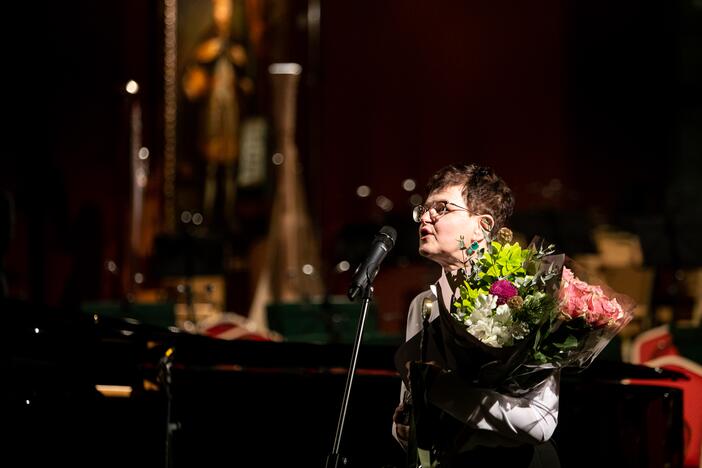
[532,351,548,363]
[488,264,501,277]
[553,335,579,350]
[533,329,541,350]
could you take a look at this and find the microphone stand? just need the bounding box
[324,283,374,468]
[159,347,177,468]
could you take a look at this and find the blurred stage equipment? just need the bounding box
[197,311,282,341]
[249,63,324,329]
[180,0,257,230]
[125,80,149,298]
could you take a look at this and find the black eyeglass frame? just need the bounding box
[412,200,470,223]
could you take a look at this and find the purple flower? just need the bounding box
[489,279,518,305]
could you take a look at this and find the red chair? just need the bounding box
[630,324,680,364]
[626,355,702,468]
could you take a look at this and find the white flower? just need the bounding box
[454,294,529,348]
[462,294,528,348]
[473,294,497,316]
[513,275,533,289]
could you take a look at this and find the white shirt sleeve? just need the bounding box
[428,369,560,447]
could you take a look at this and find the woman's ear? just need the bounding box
[479,215,494,236]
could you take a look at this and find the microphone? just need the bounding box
[347,226,397,300]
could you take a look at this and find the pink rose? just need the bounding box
[558,267,623,327]
[586,294,607,327]
[603,298,624,321]
[586,294,624,327]
[558,268,588,319]
[563,294,588,320]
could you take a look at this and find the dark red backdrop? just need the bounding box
[4,0,690,329]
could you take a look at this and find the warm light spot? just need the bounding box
[402,179,416,191]
[356,185,371,198]
[96,385,133,398]
[272,153,284,165]
[409,194,423,206]
[136,172,148,188]
[302,264,315,275]
[376,195,394,212]
[125,80,139,94]
[335,261,350,273]
[268,63,302,75]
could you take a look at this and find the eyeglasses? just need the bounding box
[412,200,470,223]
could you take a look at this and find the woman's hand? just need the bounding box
[393,402,411,444]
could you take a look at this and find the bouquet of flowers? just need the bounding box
[394,227,635,466]
[450,227,635,386]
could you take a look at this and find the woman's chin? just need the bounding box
[418,245,435,259]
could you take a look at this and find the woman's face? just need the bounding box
[417,184,484,270]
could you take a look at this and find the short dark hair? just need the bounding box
[424,163,514,231]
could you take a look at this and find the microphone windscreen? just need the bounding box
[379,226,398,247]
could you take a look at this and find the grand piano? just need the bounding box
[7,297,685,468]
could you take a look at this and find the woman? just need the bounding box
[392,163,560,467]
